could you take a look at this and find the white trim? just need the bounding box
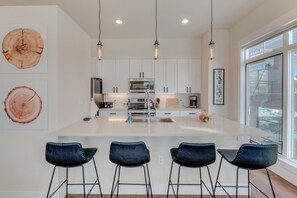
[0,191,48,198]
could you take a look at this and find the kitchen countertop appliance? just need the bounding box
[91,77,103,108]
[129,78,155,93]
[189,95,198,108]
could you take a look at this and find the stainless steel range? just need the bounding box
[128,98,155,117]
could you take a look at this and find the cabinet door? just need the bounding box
[142,60,155,78]
[166,60,177,93]
[129,59,142,78]
[177,59,189,93]
[102,60,116,93]
[188,59,201,93]
[116,60,130,93]
[154,60,166,93]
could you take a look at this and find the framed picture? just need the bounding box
[213,68,225,105]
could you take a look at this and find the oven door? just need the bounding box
[129,78,155,93]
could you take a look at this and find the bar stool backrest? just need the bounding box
[176,143,216,167]
[232,144,278,169]
[110,141,150,166]
[46,142,85,167]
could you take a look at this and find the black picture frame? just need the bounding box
[213,68,225,105]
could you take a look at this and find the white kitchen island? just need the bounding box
[51,116,274,196]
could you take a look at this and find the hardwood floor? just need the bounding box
[67,169,297,198]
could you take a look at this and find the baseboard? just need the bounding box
[0,191,47,198]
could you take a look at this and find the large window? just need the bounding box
[246,54,283,153]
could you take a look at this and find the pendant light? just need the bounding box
[154,0,159,60]
[97,0,103,60]
[209,0,215,60]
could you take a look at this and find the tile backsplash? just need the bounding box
[104,93,200,109]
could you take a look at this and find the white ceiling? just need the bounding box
[0,0,265,39]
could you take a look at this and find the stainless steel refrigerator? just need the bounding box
[91,77,103,108]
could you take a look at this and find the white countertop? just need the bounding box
[51,116,273,137]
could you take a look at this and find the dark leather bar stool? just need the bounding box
[166,142,216,198]
[45,142,103,198]
[109,141,153,198]
[214,143,278,198]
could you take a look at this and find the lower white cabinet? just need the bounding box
[99,110,127,116]
[156,110,180,117]
[180,110,202,116]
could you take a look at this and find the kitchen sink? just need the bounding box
[126,117,174,123]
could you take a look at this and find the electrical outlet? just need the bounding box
[158,155,164,164]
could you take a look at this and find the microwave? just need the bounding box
[129,78,155,93]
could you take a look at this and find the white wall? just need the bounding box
[57,8,92,128]
[0,6,92,198]
[200,30,229,117]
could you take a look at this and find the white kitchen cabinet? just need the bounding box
[156,110,180,117]
[130,59,155,78]
[155,59,177,93]
[177,59,201,93]
[101,60,129,93]
[99,110,127,116]
[180,109,202,116]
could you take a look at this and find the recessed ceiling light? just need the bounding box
[115,19,123,24]
[181,19,189,24]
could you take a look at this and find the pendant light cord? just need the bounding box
[210,0,213,41]
[98,0,101,42]
[155,0,158,41]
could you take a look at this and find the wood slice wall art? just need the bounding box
[4,86,42,124]
[2,28,44,69]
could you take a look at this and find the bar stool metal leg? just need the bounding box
[199,168,202,198]
[110,165,119,198]
[266,168,276,198]
[146,163,153,198]
[206,166,214,195]
[66,168,69,198]
[248,170,250,198]
[142,165,149,198]
[116,166,121,197]
[236,167,239,198]
[176,165,182,198]
[214,156,223,196]
[46,166,57,198]
[92,158,103,197]
[166,161,174,198]
[82,165,86,198]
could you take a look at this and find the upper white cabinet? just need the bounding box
[155,59,177,93]
[130,59,155,78]
[100,60,129,93]
[177,59,201,93]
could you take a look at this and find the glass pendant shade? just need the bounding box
[97,41,103,60]
[154,40,159,60]
[209,40,215,60]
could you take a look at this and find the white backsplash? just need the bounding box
[104,93,200,109]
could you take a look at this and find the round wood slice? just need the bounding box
[4,86,42,124]
[2,28,44,69]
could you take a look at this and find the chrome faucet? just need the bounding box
[145,89,151,123]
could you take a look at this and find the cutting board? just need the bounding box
[166,98,179,108]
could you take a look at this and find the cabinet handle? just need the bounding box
[116,87,118,93]
[110,113,116,115]
[189,113,196,115]
[113,87,115,93]
[142,72,144,78]
[163,87,165,92]
[167,87,168,92]
[165,113,171,115]
[139,72,141,78]
[189,87,191,93]
[186,87,188,93]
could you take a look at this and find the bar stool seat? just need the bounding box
[109,141,153,198]
[214,143,278,198]
[167,142,216,197]
[46,142,103,198]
